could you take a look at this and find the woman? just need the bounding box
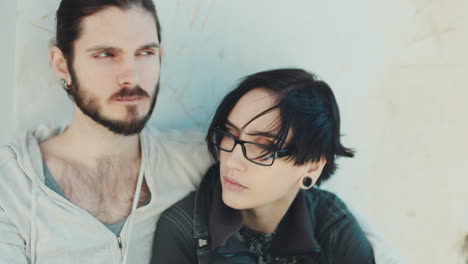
[151,68,375,263]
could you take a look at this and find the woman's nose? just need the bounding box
[223,143,247,171]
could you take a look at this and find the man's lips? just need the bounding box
[222,176,248,191]
[114,96,143,102]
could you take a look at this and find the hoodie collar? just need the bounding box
[10,123,151,183]
[9,124,68,182]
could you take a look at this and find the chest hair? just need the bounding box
[46,157,151,225]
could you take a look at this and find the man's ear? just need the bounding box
[159,45,164,58]
[50,46,71,85]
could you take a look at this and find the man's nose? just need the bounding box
[117,57,139,88]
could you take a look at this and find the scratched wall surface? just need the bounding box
[0,1,17,145]
[1,0,467,263]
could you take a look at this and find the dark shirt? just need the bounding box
[151,164,375,264]
[235,226,297,264]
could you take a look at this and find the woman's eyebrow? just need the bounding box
[226,120,277,139]
[245,130,277,139]
[225,120,240,132]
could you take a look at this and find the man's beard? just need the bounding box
[67,67,159,136]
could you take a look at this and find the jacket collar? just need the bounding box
[201,168,321,257]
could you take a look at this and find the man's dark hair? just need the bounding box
[206,68,354,185]
[55,0,161,63]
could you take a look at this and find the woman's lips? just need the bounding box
[222,176,247,192]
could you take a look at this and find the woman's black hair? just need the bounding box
[206,68,354,185]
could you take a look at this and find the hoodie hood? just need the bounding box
[8,123,67,183]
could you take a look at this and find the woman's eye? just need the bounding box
[259,154,274,161]
[226,129,238,138]
[253,137,275,147]
[254,152,275,162]
[257,141,276,151]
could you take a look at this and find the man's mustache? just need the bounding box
[110,86,150,100]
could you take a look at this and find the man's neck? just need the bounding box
[41,112,141,166]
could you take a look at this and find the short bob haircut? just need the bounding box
[206,68,354,185]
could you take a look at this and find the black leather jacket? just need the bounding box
[151,164,375,264]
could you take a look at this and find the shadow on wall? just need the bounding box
[463,234,468,264]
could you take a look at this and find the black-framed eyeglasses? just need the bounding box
[211,127,290,166]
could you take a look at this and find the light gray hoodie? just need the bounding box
[0,124,212,264]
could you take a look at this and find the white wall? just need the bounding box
[2,0,468,263]
[0,0,17,145]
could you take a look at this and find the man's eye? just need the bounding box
[94,52,114,58]
[138,50,155,56]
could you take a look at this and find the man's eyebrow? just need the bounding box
[85,46,123,53]
[138,42,160,50]
[85,42,160,53]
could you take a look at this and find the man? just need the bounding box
[0,0,211,263]
[0,0,405,264]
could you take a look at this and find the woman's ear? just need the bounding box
[305,157,327,182]
[298,157,327,190]
[50,46,71,85]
